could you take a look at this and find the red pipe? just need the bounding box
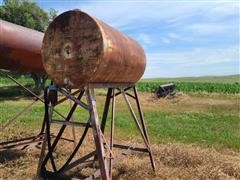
[0,20,45,73]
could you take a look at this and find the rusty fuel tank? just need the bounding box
[41,10,146,88]
[0,20,44,73]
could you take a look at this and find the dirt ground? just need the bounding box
[0,128,240,180]
[0,93,239,179]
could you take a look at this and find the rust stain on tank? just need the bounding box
[0,20,45,73]
[41,10,146,88]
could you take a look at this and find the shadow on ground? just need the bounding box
[0,149,25,164]
[0,85,39,101]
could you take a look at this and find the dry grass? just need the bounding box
[119,144,240,180]
[0,127,240,180]
[139,92,239,114]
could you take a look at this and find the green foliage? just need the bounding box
[141,74,240,84]
[0,0,49,32]
[0,76,51,97]
[137,81,240,94]
[48,8,57,22]
[0,75,34,87]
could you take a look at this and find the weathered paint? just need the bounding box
[42,10,146,88]
[0,20,44,73]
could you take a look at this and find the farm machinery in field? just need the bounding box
[154,83,176,98]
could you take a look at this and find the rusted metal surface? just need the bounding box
[42,10,146,88]
[38,84,155,180]
[0,20,44,73]
[86,88,110,180]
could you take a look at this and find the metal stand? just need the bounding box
[0,71,75,150]
[38,83,155,180]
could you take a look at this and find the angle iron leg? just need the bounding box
[121,90,150,148]
[36,127,48,177]
[122,88,156,171]
[109,88,115,177]
[93,88,112,163]
[100,88,113,133]
[133,87,156,171]
[68,89,77,147]
[86,87,110,180]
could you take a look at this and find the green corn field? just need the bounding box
[0,75,239,94]
[137,81,240,94]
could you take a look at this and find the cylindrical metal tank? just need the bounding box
[41,10,146,88]
[0,20,44,73]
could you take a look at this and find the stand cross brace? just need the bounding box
[38,83,155,180]
[0,70,76,150]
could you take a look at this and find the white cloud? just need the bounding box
[210,2,239,16]
[43,1,239,36]
[167,33,180,39]
[161,37,171,44]
[74,1,231,29]
[184,23,236,35]
[137,34,153,45]
[146,46,239,66]
[143,46,239,78]
[165,32,190,42]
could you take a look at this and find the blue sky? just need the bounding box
[2,0,239,78]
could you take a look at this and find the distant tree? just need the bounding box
[0,0,49,31]
[0,0,58,93]
[48,8,58,22]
